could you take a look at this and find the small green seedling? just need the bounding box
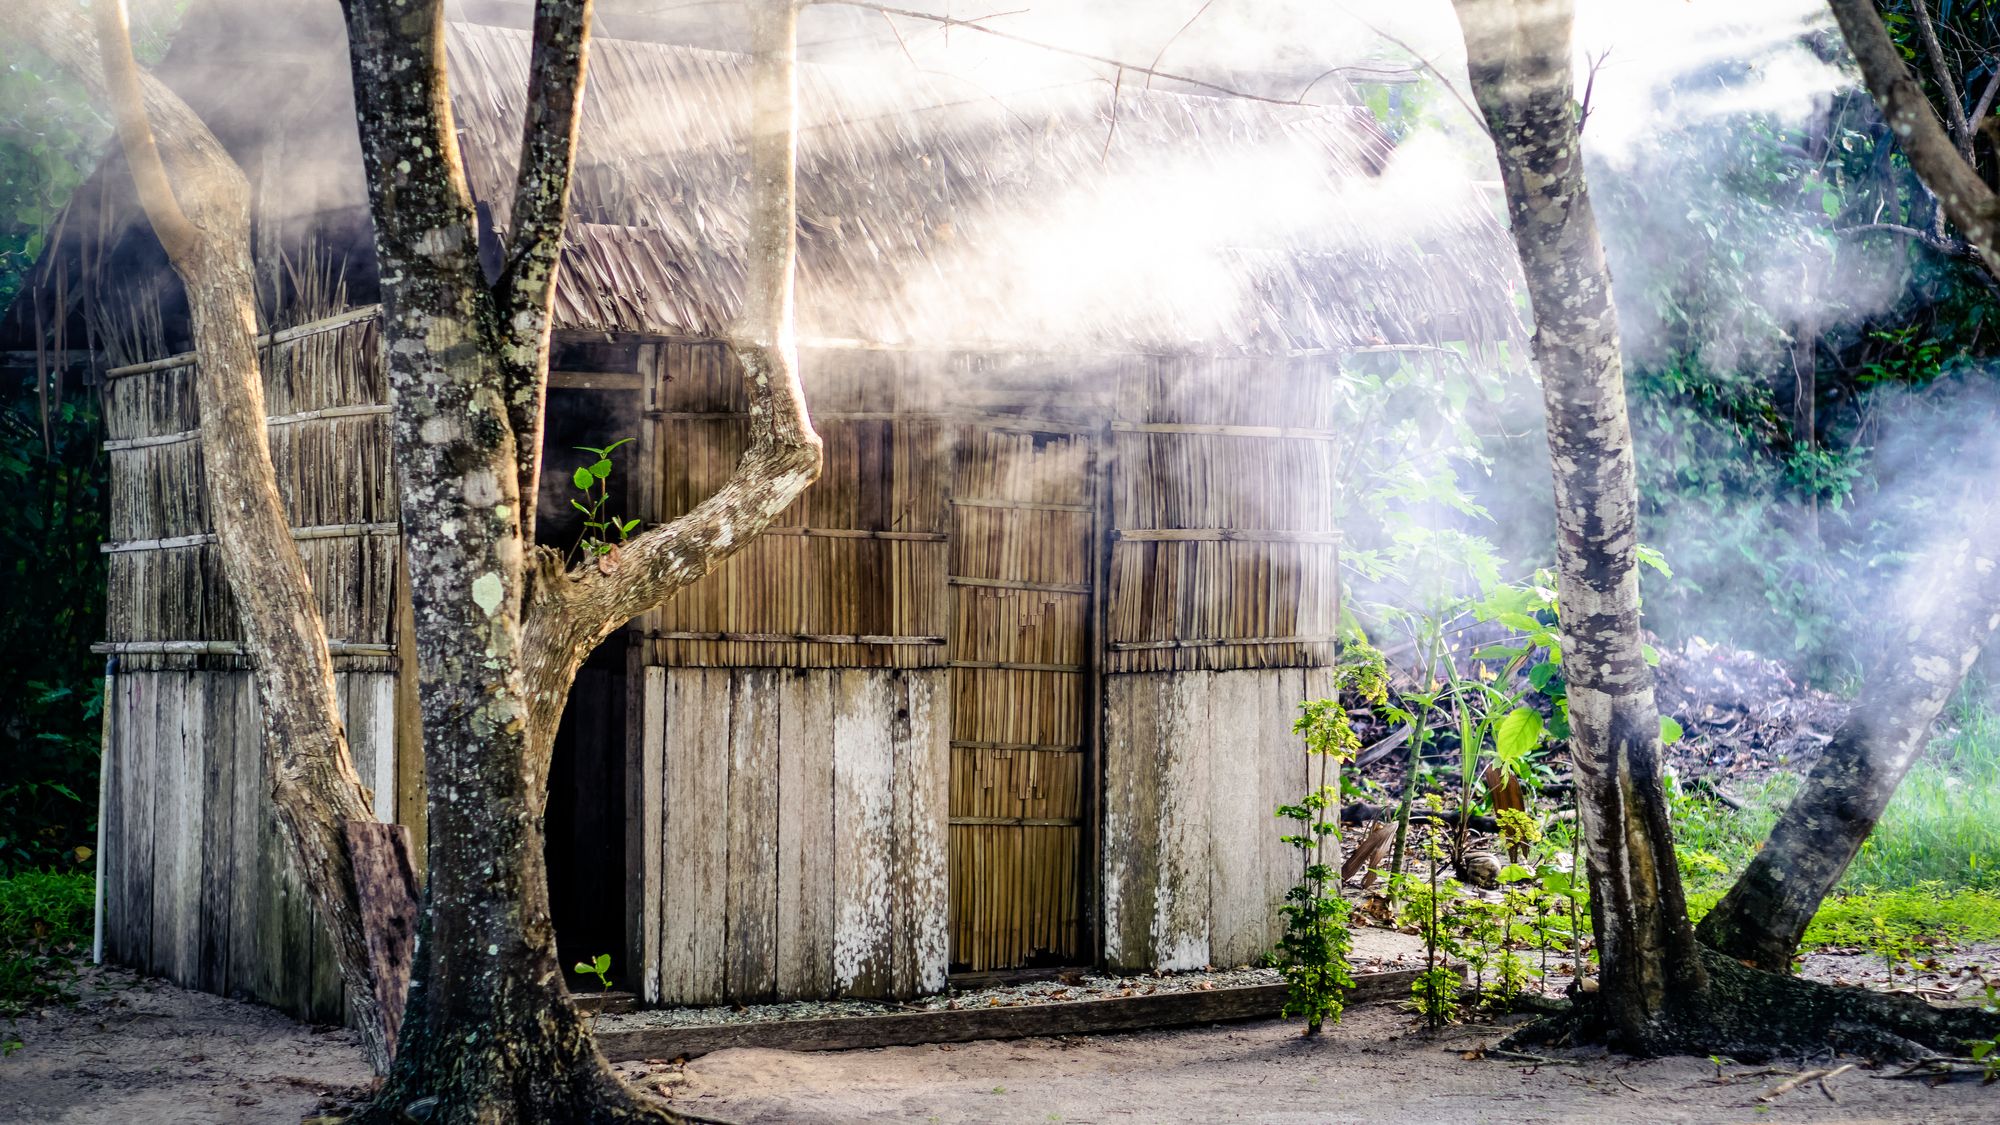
[574,952,613,991]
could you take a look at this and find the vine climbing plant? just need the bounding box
[1276,643,1388,1036]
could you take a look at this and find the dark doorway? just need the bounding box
[538,371,643,990]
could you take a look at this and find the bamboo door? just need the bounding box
[947,424,1093,971]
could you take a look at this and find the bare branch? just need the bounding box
[1577,49,1610,136]
[1325,3,1489,134]
[1910,0,1973,159]
[92,0,198,262]
[496,0,595,540]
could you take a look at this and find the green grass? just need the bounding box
[1672,692,2000,951]
[0,869,94,1019]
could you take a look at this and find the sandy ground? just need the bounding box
[4,953,1997,1125]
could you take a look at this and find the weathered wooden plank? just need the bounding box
[1099,675,1158,971]
[151,671,196,982]
[228,675,269,1000]
[198,673,237,994]
[629,661,664,1003]
[725,669,780,1001]
[890,671,950,996]
[661,668,729,1004]
[355,673,397,821]
[1205,671,1266,969]
[775,670,834,997]
[831,670,894,997]
[1153,672,1211,971]
[597,967,1429,1062]
[1260,670,1309,958]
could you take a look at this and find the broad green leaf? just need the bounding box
[1528,661,1558,692]
[572,466,594,490]
[1496,707,1544,763]
[590,459,613,479]
[1641,643,1660,666]
[1660,715,1684,746]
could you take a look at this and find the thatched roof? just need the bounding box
[445,22,1523,354]
[4,13,1523,361]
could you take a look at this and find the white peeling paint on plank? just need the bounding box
[1152,672,1211,973]
[832,669,895,995]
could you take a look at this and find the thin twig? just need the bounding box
[1577,50,1611,136]
[822,1,1411,106]
[1323,3,1487,132]
[1144,0,1219,91]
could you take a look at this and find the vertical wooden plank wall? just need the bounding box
[1100,667,1332,973]
[644,667,948,1004]
[99,668,396,1022]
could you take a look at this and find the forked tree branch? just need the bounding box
[496,0,595,540]
[519,0,822,795]
[1829,0,2000,269]
[11,0,390,1071]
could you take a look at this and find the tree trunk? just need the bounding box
[8,0,398,1070]
[340,0,816,1117]
[1699,505,2000,969]
[1451,0,1706,1048]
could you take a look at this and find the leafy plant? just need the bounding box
[1274,644,1386,1035]
[1971,978,1998,1084]
[1395,829,1464,1029]
[567,439,640,562]
[572,952,613,992]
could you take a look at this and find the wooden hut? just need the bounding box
[3,10,1521,1018]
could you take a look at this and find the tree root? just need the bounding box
[1502,947,2000,1062]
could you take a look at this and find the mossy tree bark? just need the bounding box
[1452,0,2000,1059]
[337,0,818,1119]
[4,0,397,1070]
[1696,1,2000,972]
[1451,0,1706,1049]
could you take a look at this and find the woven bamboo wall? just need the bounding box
[100,313,398,663]
[645,344,952,669]
[1105,355,1343,673]
[95,310,401,1021]
[946,424,1093,972]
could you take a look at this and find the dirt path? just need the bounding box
[5,963,1997,1124]
[0,969,365,1124]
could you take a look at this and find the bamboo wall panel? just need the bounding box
[1101,667,1331,972]
[99,669,394,1023]
[1104,354,1343,674]
[1103,541,1340,673]
[645,667,947,1004]
[100,315,398,669]
[947,424,1091,972]
[1110,434,1339,533]
[651,345,949,668]
[1114,354,1345,429]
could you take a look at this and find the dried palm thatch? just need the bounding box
[443,22,1524,354]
